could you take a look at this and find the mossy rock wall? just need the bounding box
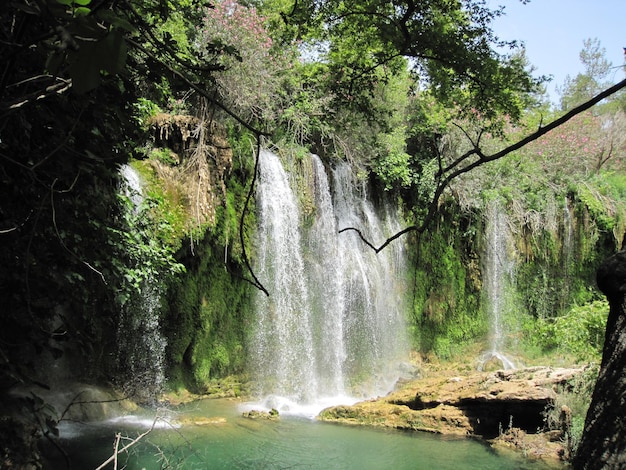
[164,232,252,393]
[158,123,256,394]
[409,194,619,360]
[408,203,484,358]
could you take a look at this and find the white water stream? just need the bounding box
[248,150,409,416]
[479,200,516,370]
[117,164,166,401]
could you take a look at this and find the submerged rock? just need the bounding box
[9,382,137,422]
[178,416,228,426]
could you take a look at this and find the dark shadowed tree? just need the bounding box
[574,249,626,469]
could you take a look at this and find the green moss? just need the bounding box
[163,227,253,393]
[130,159,189,249]
[161,141,256,393]
[409,204,485,357]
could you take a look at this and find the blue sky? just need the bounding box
[487,0,626,102]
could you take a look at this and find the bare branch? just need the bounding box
[239,138,269,296]
[50,176,107,284]
[0,79,71,118]
[94,417,161,470]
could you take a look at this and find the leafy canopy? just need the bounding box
[277,0,542,122]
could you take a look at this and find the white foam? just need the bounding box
[107,414,180,429]
[240,394,361,419]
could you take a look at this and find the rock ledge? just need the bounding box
[319,366,584,462]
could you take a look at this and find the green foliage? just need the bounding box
[196,0,298,122]
[577,172,626,236]
[544,365,600,458]
[285,0,540,124]
[533,301,608,362]
[133,98,162,127]
[113,189,186,307]
[374,126,413,190]
[130,160,190,249]
[559,38,612,111]
[149,147,178,165]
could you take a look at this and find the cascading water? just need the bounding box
[117,164,167,401]
[331,162,409,395]
[479,200,516,371]
[249,150,409,416]
[561,198,575,310]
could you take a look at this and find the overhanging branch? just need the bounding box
[341,77,626,252]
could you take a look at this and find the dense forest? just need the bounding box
[1,0,625,468]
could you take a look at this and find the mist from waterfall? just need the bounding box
[479,200,516,371]
[249,150,409,416]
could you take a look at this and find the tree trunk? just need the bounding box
[573,250,626,469]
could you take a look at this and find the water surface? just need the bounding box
[46,398,556,470]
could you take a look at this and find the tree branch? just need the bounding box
[50,175,107,284]
[239,138,269,296]
[341,77,626,252]
[0,79,71,118]
[94,417,161,470]
[126,38,271,138]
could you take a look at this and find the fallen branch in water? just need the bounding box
[94,416,160,470]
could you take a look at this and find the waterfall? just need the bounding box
[116,164,167,402]
[250,151,318,405]
[561,198,575,310]
[249,150,409,416]
[479,200,516,371]
[331,162,409,395]
[120,163,143,210]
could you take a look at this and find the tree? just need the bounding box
[559,38,613,111]
[196,0,297,122]
[280,0,543,122]
[574,250,626,469]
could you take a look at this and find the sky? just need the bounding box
[487,0,626,103]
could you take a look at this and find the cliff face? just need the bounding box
[138,113,254,393]
[145,112,233,230]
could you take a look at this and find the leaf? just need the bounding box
[45,51,65,75]
[68,40,101,93]
[96,9,137,33]
[73,0,91,5]
[67,16,103,39]
[68,30,127,93]
[100,30,127,75]
[74,6,91,17]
